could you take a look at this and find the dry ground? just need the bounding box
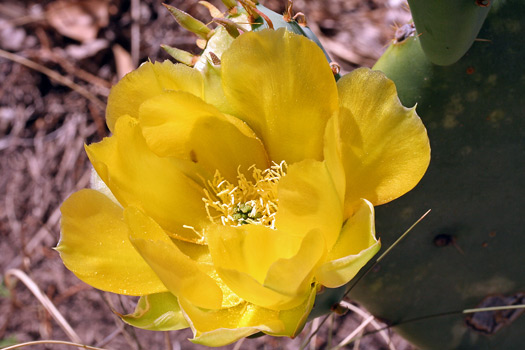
[0,1,414,349]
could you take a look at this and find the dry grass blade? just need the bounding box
[1,340,107,350]
[299,313,331,350]
[355,304,525,343]
[462,304,525,314]
[95,326,123,348]
[339,301,396,350]
[0,48,105,109]
[231,337,245,350]
[4,269,82,344]
[309,317,320,350]
[394,304,525,327]
[5,169,91,271]
[331,315,374,350]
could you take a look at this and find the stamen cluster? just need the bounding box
[203,161,287,229]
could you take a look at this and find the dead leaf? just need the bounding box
[65,39,108,60]
[112,44,135,80]
[45,0,110,42]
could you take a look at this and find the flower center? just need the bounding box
[203,161,286,229]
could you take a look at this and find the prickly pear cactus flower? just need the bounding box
[57,28,430,346]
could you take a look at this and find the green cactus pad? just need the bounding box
[407,0,492,66]
[350,0,525,349]
[373,36,432,107]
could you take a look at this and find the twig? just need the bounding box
[4,269,82,344]
[53,283,92,306]
[0,48,105,109]
[130,0,140,68]
[32,27,111,92]
[47,50,112,92]
[96,326,124,348]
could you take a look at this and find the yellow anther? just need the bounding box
[203,161,286,228]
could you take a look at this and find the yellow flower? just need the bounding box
[57,29,430,346]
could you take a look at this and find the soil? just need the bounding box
[0,1,415,349]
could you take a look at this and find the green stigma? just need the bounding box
[232,202,263,225]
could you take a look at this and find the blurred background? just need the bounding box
[0,1,413,349]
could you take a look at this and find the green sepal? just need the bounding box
[221,0,237,10]
[160,45,196,66]
[253,4,334,67]
[213,18,242,38]
[164,4,213,40]
[119,292,189,331]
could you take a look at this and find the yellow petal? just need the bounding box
[276,159,343,251]
[263,229,325,297]
[273,285,317,337]
[221,28,338,163]
[180,285,317,346]
[315,199,380,288]
[106,61,203,132]
[207,225,291,283]
[139,91,269,183]
[215,268,306,309]
[119,292,189,331]
[323,115,346,207]
[125,207,223,310]
[206,225,316,309]
[57,189,167,296]
[134,231,243,309]
[179,299,284,347]
[86,115,207,241]
[337,68,430,208]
